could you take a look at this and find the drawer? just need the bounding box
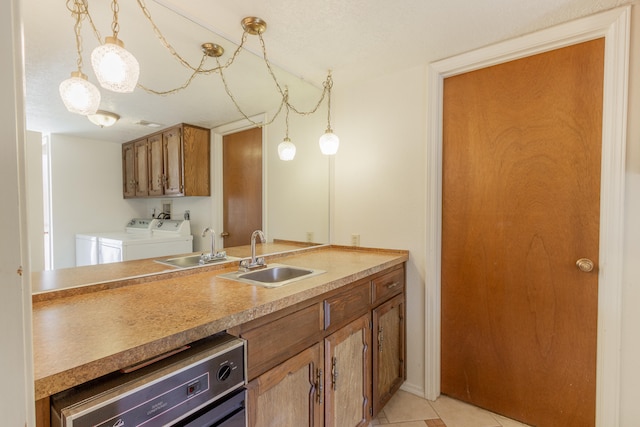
[324,279,371,332]
[241,302,323,380]
[372,267,405,305]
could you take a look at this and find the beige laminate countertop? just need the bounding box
[31,241,315,297]
[32,245,408,400]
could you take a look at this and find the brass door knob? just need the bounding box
[220,231,230,238]
[576,258,595,273]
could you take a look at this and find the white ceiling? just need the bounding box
[22,0,628,142]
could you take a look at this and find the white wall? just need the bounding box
[619,2,640,425]
[1,0,34,424]
[332,65,427,394]
[26,130,44,271]
[264,108,330,244]
[49,134,147,268]
[332,5,640,423]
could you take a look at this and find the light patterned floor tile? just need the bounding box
[429,395,501,427]
[492,414,532,427]
[383,390,439,423]
[377,422,428,427]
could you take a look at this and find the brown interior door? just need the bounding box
[441,39,604,427]
[222,127,263,247]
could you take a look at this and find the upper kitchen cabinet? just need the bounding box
[122,123,211,198]
[122,142,136,198]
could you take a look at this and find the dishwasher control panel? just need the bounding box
[51,333,246,427]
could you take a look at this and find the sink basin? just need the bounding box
[217,263,326,288]
[155,254,238,269]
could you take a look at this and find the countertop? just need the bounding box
[31,241,316,297]
[32,245,408,400]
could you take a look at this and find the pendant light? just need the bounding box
[59,71,101,115]
[87,110,120,127]
[319,72,339,155]
[59,0,100,115]
[91,0,139,93]
[278,93,296,161]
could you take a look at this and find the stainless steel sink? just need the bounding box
[155,254,238,269]
[217,263,326,288]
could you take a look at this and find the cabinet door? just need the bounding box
[372,293,405,415]
[133,139,149,197]
[122,142,135,198]
[247,343,324,427]
[325,313,371,427]
[163,127,183,196]
[148,134,164,196]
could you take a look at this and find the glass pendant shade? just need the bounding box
[278,138,296,161]
[88,110,120,128]
[91,36,139,93]
[59,71,101,115]
[319,130,340,155]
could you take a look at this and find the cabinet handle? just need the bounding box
[378,327,384,352]
[386,281,400,290]
[331,357,339,390]
[316,368,323,404]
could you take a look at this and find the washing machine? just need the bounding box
[76,218,193,266]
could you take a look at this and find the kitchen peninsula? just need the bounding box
[33,244,408,426]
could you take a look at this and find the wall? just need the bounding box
[49,134,147,268]
[332,5,640,424]
[619,2,640,425]
[264,108,331,244]
[332,65,427,394]
[0,0,34,424]
[25,130,44,271]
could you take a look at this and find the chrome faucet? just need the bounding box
[240,230,266,271]
[200,227,226,264]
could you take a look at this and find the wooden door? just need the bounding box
[122,142,135,198]
[441,39,604,426]
[163,126,183,196]
[372,294,405,415]
[133,139,149,197]
[223,127,262,247]
[246,343,324,427]
[324,314,371,427]
[148,134,164,196]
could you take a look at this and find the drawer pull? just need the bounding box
[378,327,384,352]
[386,281,400,289]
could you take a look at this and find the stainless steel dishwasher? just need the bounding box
[51,332,246,427]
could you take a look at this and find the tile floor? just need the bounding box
[369,390,532,427]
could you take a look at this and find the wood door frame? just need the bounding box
[424,7,630,426]
[212,114,267,251]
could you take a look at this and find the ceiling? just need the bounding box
[22,0,628,142]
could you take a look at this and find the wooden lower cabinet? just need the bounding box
[325,314,371,427]
[240,264,406,427]
[372,293,405,414]
[247,343,324,427]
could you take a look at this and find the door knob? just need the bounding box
[576,258,595,273]
[220,231,230,238]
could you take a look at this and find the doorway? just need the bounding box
[425,8,630,427]
[441,39,603,426]
[222,127,263,247]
